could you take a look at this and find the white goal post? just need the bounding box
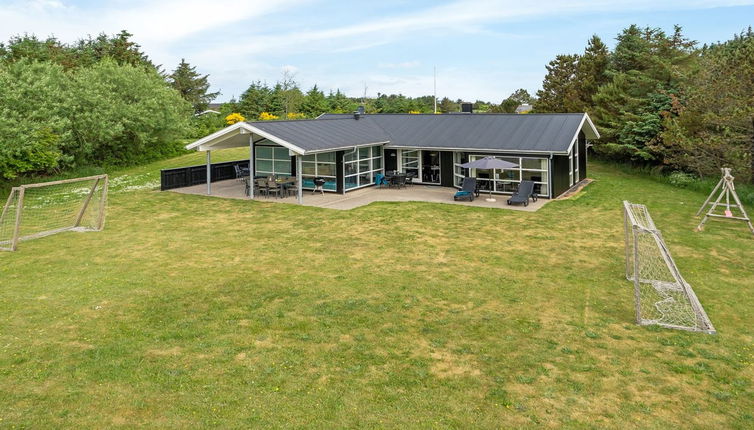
[0,174,108,252]
[623,201,715,334]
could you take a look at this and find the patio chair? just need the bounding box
[233,165,246,181]
[254,178,267,197]
[404,172,414,187]
[507,180,537,206]
[265,180,282,198]
[285,180,298,197]
[375,173,387,188]
[454,177,477,201]
[243,177,251,196]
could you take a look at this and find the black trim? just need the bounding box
[335,151,345,194]
[440,151,454,187]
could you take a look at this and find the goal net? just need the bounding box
[0,175,108,251]
[623,201,715,334]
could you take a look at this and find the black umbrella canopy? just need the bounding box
[459,156,518,170]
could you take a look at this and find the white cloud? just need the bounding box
[2,0,754,101]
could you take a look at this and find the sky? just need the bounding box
[1,0,753,103]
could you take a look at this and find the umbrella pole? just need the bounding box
[486,169,496,202]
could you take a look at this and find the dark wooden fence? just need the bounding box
[160,160,249,191]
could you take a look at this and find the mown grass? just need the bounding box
[1,154,753,429]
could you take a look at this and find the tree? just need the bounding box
[168,58,219,113]
[238,81,273,118]
[67,59,191,166]
[572,35,610,113]
[591,25,695,161]
[327,89,355,113]
[437,97,457,113]
[534,54,579,112]
[300,85,328,117]
[493,88,534,113]
[0,30,158,72]
[0,60,70,178]
[660,29,754,182]
[274,70,303,116]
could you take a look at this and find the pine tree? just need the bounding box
[591,25,695,161]
[238,81,273,118]
[168,59,219,113]
[534,54,579,112]
[300,85,328,117]
[572,35,610,113]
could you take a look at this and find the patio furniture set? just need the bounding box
[235,166,299,198]
[375,171,415,189]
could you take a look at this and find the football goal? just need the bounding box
[623,201,716,334]
[0,175,108,252]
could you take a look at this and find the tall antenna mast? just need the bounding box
[433,66,437,114]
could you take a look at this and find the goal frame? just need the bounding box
[0,174,108,252]
[623,201,716,334]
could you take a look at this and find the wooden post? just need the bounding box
[11,187,25,252]
[96,175,108,231]
[0,188,17,227]
[695,174,723,216]
[206,150,212,195]
[296,155,303,204]
[632,227,642,325]
[74,178,101,227]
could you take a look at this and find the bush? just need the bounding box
[668,171,696,188]
[0,60,70,178]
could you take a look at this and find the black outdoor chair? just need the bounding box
[265,180,282,198]
[404,172,415,187]
[454,177,477,201]
[507,180,538,206]
[234,165,250,181]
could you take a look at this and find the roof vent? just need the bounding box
[460,102,473,114]
[354,105,365,120]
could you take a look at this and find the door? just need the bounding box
[421,151,441,184]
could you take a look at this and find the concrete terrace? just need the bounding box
[168,179,549,211]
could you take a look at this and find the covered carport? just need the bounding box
[184,121,308,203]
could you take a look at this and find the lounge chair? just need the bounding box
[454,177,477,201]
[507,180,537,206]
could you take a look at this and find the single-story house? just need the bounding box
[181,110,599,203]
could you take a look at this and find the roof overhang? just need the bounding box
[185,122,307,154]
[566,113,600,154]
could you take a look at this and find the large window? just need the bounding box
[570,139,579,186]
[301,152,337,191]
[456,153,550,197]
[344,145,383,190]
[255,145,291,177]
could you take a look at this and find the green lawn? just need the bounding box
[1,153,753,428]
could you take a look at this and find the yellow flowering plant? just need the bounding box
[225,113,245,125]
[258,112,279,121]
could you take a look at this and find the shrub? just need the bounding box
[668,171,696,188]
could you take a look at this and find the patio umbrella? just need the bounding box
[460,156,519,202]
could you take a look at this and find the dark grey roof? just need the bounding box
[318,113,594,153]
[246,118,390,152]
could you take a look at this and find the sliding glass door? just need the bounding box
[399,150,440,184]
